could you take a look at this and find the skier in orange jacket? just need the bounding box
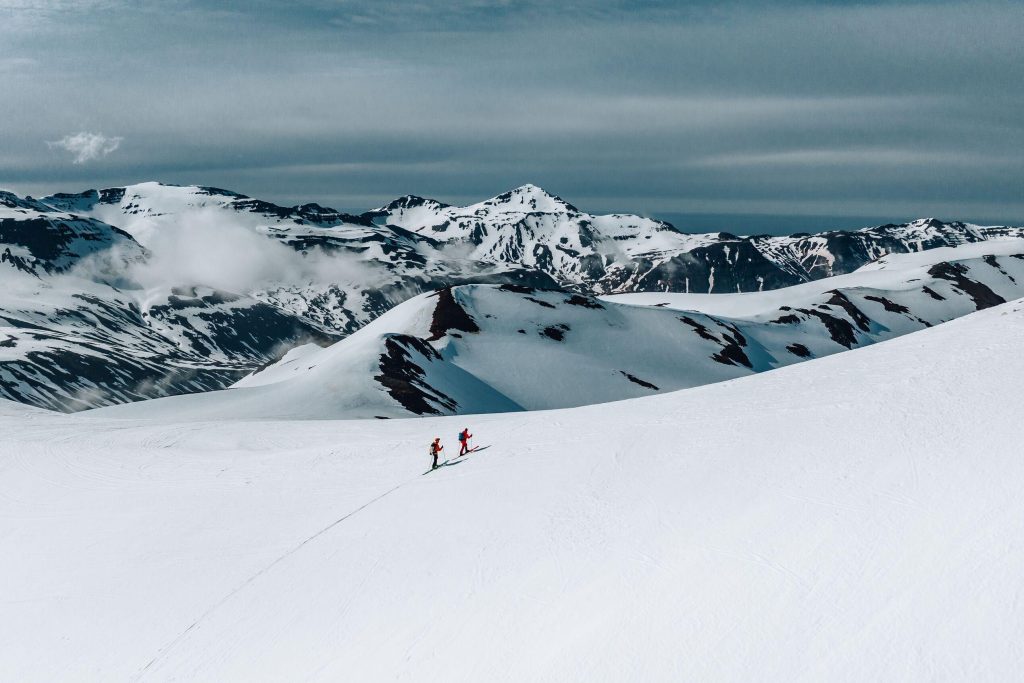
[430,437,443,469]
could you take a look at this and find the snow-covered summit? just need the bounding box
[370,185,578,227]
[378,194,451,211]
[367,183,704,288]
[475,183,580,214]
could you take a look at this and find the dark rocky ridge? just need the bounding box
[428,288,480,341]
[375,335,456,415]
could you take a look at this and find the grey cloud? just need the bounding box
[1,0,1021,232]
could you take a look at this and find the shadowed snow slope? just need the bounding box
[3,298,1024,680]
[88,240,1024,419]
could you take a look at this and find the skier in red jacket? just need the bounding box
[458,427,473,456]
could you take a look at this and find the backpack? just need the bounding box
[457,431,465,442]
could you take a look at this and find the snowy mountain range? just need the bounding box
[93,241,1024,420]
[2,182,1023,412]
[366,183,1024,293]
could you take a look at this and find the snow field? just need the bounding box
[3,298,1024,680]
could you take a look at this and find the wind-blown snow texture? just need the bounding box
[4,298,1024,680]
[2,182,1023,411]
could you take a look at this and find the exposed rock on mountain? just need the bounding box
[90,241,1024,420]
[0,181,1021,412]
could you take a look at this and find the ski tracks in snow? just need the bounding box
[133,448,483,680]
[133,479,407,679]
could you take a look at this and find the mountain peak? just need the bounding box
[381,195,451,212]
[897,218,978,236]
[512,183,549,195]
[485,184,579,213]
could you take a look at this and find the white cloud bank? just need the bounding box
[71,205,386,299]
[47,131,123,164]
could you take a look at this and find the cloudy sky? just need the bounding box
[1,0,1022,233]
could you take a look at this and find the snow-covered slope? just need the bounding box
[2,181,1023,412]
[90,240,1024,420]
[4,297,1024,681]
[87,285,753,419]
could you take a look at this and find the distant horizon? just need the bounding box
[4,177,1020,238]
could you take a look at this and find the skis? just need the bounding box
[423,445,490,475]
[422,459,464,476]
